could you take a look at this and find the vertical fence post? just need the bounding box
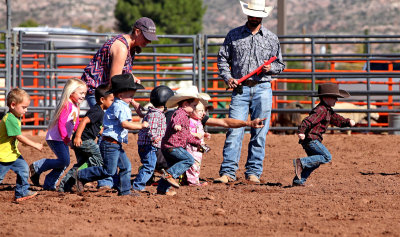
[311,37,316,107]
[153,46,158,87]
[191,35,197,87]
[197,34,203,91]
[366,40,371,128]
[18,31,23,88]
[203,35,208,93]
[12,31,17,90]
[5,0,12,96]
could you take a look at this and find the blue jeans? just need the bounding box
[220,82,272,180]
[59,139,113,192]
[0,156,31,199]
[85,93,97,109]
[132,145,158,191]
[78,140,132,195]
[157,147,195,192]
[32,140,70,190]
[293,140,332,185]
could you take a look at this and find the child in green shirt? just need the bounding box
[0,88,43,202]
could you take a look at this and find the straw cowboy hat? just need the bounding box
[166,85,210,108]
[198,94,214,111]
[239,0,274,18]
[310,83,350,98]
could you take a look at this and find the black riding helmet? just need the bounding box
[150,85,174,107]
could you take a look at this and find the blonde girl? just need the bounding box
[30,78,87,190]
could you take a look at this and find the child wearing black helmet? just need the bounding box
[132,85,174,193]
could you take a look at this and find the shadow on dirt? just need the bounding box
[360,171,400,176]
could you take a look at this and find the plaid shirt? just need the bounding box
[218,24,285,83]
[137,107,166,148]
[161,107,201,149]
[298,102,351,143]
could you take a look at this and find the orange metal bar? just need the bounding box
[388,63,393,109]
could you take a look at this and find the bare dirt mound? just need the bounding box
[1,133,399,236]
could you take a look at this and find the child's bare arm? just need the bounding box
[16,135,43,151]
[73,116,91,147]
[130,100,145,118]
[298,133,306,140]
[190,131,203,139]
[174,125,182,131]
[204,132,211,140]
[121,120,149,130]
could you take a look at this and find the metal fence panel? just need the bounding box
[1,30,400,133]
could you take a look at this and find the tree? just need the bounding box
[114,0,206,35]
[18,19,39,28]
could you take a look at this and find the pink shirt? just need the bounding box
[46,101,79,141]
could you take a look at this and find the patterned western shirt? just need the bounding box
[298,102,351,143]
[218,24,285,83]
[137,107,166,148]
[161,107,201,149]
[81,34,135,94]
[102,98,132,144]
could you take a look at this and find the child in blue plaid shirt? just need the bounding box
[132,86,174,192]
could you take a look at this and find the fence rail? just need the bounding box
[1,29,400,133]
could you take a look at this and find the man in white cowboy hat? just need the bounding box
[215,0,285,184]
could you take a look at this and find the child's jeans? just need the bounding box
[78,139,132,196]
[32,140,70,190]
[0,156,31,199]
[59,139,113,192]
[85,93,96,109]
[157,147,195,192]
[293,140,332,185]
[132,145,158,191]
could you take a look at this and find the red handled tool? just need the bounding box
[237,56,277,84]
[227,56,277,90]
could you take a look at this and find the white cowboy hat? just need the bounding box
[166,85,203,108]
[239,0,274,18]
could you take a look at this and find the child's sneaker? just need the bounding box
[157,190,177,196]
[15,191,38,202]
[189,181,208,187]
[293,159,303,180]
[29,164,40,186]
[72,168,84,193]
[161,169,180,189]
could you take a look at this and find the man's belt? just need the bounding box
[241,80,269,87]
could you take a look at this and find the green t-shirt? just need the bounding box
[0,112,21,162]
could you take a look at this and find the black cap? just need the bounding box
[108,74,144,94]
[133,17,158,41]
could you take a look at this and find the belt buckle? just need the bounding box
[243,80,257,87]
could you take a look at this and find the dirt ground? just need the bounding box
[1,132,399,236]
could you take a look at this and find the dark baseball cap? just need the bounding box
[133,17,158,41]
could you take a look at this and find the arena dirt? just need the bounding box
[1,133,399,236]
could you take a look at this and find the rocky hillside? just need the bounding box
[203,0,400,35]
[1,0,399,35]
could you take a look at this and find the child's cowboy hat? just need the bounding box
[166,85,209,108]
[108,74,144,94]
[198,93,214,111]
[310,83,350,98]
[240,0,274,18]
